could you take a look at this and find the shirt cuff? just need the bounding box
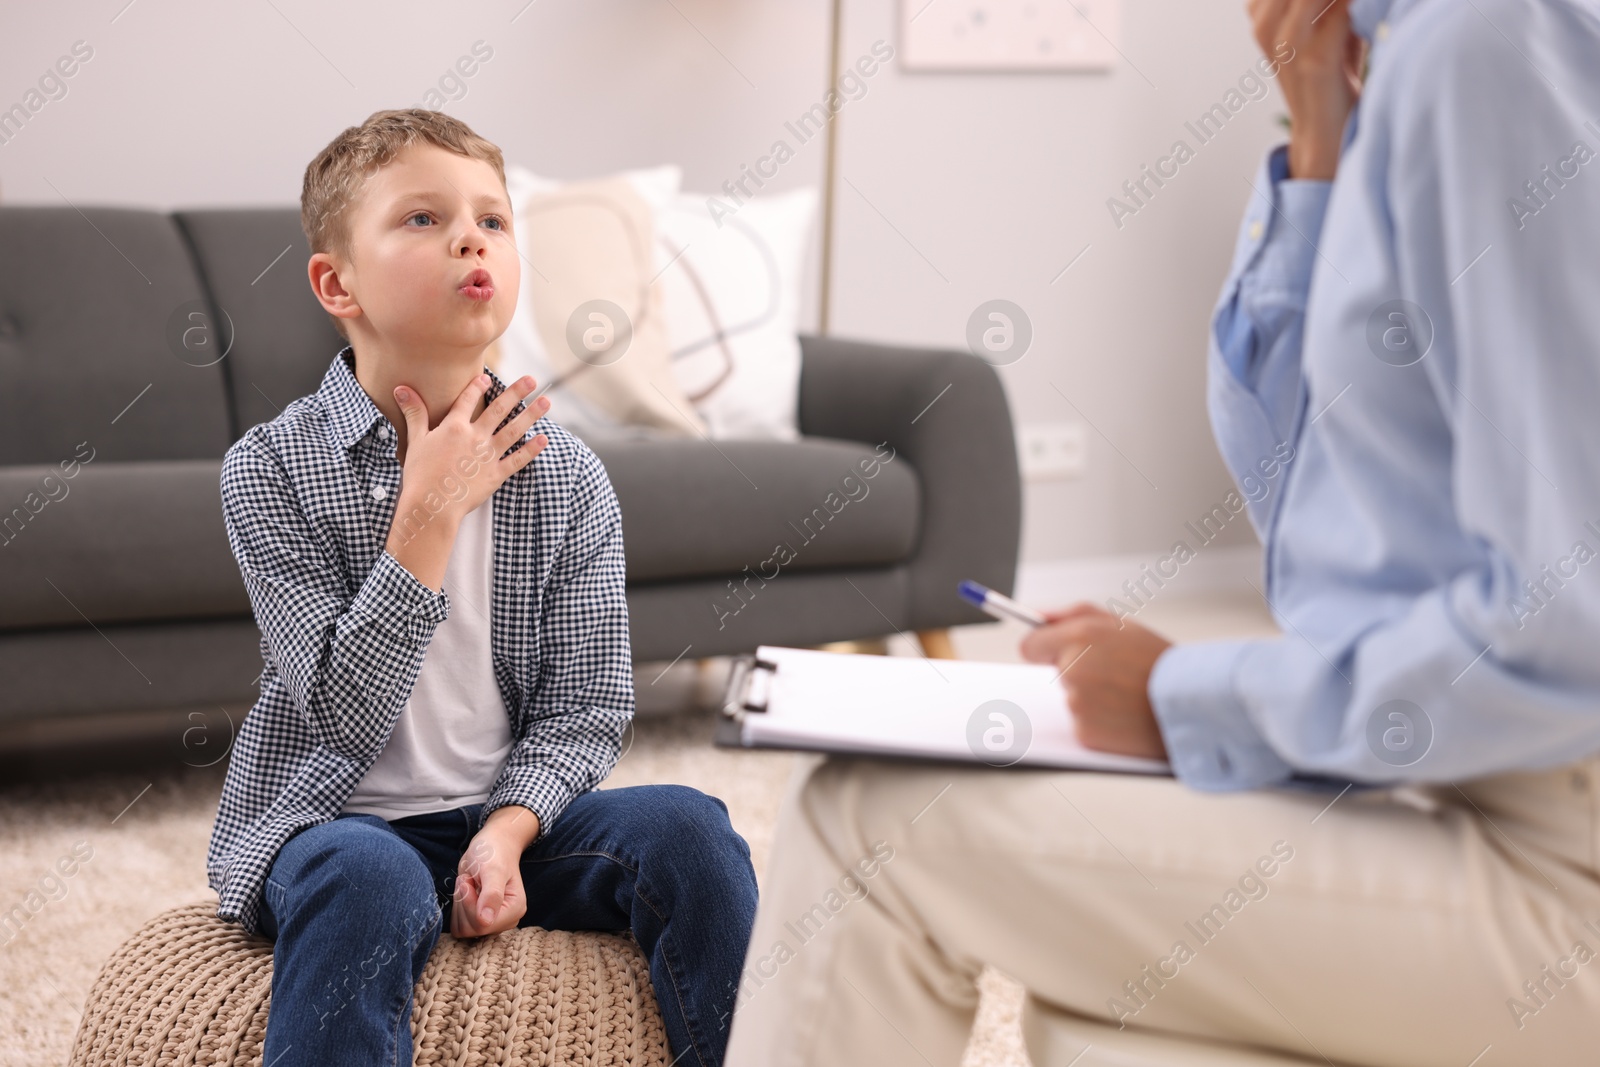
[477,771,570,840]
[1149,640,1294,791]
[354,549,451,641]
[1244,144,1335,302]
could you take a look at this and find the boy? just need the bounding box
[205,109,757,1067]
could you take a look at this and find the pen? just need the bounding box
[958,580,1048,628]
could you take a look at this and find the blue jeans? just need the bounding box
[258,785,758,1067]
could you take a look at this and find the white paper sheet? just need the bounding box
[729,646,1171,775]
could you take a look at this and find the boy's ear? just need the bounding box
[308,252,363,327]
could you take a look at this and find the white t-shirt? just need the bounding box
[342,496,514,821]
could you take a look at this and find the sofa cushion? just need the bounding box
[586,434,919,583]
[627,567,910,662]
[0,619,264,723]
[0,459,246,631]
[0,207,234,464]
[0,439,917,631]
[173,209,346,437]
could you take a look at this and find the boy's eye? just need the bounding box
[404,211,508,231]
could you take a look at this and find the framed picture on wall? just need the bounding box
[899,0,1120,72]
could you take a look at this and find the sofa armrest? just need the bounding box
[797,334,1021,631]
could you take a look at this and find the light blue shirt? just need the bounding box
[1150,0,1600,791]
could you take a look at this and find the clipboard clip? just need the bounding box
[722,654,778,717]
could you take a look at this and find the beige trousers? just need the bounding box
[724,754,1600,1067]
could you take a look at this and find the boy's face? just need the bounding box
[316,143,519,354]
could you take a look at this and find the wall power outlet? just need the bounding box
[1017,421,1089,481]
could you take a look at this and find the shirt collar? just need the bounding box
[1350,0,1395,39]
[318,345,507,452]
[1351,0,1431,42]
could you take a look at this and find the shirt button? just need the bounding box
[1249,220,1264,241]
[372,485,387,501]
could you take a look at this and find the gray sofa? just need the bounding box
[0,205,1021,728]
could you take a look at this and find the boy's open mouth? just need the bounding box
[458,268,495,302]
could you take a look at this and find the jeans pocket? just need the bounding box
[264,875,288,919]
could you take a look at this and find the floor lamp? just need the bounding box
[817,0,844,336]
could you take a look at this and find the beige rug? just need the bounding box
[0,596,1276,1067]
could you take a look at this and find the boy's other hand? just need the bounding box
[393,372,551,527]
[449,828,528,939]
[1019,602,1172,761]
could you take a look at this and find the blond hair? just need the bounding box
[300,108,507,339]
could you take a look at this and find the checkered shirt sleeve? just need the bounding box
[219,435,451,763]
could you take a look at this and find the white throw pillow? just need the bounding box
[504,162,683,215]
[496,164,692,440]
[497,163,816,440]
[654,188,817,440]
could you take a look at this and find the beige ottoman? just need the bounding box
[69,901,671,1066]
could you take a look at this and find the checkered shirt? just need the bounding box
[206,347,634,937]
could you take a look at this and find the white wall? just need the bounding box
[830,1,1284,568]
[0,0,1283,571]
[0,1,834,322]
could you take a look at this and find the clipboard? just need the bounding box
[716,645,1173,775]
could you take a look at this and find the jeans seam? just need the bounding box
[523,849,668,926]
[524,847,638,873]
[392,989,407,1067]
[392,906,435,1067]
[644,887,712,1067]
[522,849,705,1061]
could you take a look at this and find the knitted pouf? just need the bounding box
[68,901,671,1066]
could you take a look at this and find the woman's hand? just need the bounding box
[1020,603,1173,761]
[1250,0,1366,179]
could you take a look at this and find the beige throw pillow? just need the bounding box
[514,176,706,436]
